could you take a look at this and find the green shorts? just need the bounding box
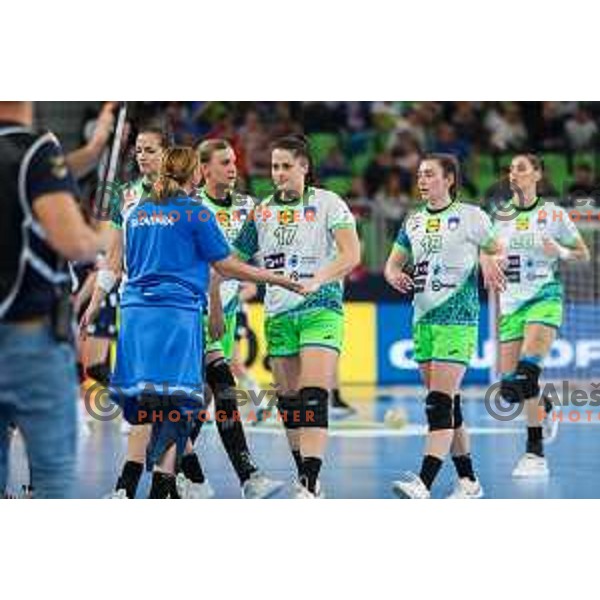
[265,309,344,357]
[204,311,238,360]
[413,323,478,366]
[499,299,563,343]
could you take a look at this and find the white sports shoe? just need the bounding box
[106,488,128,499]
[241,472,284,499]
[176,473,215,499]
[291,480,323,499]
[446,478,484,499]
[392,472,431,499]
[512,453,549,479]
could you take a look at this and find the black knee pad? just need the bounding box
[425,391,454,431]
[205,358,236,393]
[299,387,329,429]
[453,394,463,429]
[500,361,541,404]
[277,394,302,430]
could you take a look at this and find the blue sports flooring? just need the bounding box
[6,385,600,499]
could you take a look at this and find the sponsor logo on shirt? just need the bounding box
[264,253,286,270]
[426,218,441,233]
[516,215,530,231]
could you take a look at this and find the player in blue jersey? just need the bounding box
[85,146,303,498]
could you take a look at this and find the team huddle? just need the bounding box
[81,130,589,499]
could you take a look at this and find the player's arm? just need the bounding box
[65,102,116,179]
[207,268,225,340]
[542,217,590,262]
[471,209,507,293]
[384,244,413,294]
[306,227,361,292]
[80,225,123,335]
[384,223,414,294]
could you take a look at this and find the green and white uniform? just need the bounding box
[394,201,496,365]
[494,199,581,343]
[233,186,356,357]
[200,188,256,359]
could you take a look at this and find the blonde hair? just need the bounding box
[152,146,199,201]
[197,138,233,165]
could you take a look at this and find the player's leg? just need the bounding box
[204,311,283,498]
[293,309,344,498]
[267,312,303,476]
[148,443,178,499]
[109,425,151,499]
[500,300,561,477]
[393,324,470,499]
[271,355,302,475]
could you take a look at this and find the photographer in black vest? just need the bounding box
[0,101,106,498]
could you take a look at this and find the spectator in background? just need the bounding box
[208,113,247,176]
[567,162,599,206]
[364,149,394,197]
[391,132,422,176]
[432,123,478,197]
[452,101,485,149]
[374,169,411,238]
[565,107,598,151]
[239,110,270,177]
[539,101,566,151]
[319,146,350,178]
[486,103,527,153]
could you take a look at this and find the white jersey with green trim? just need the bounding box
[233,186,356,316]
[494,199,581,316]
[394,201,496,326]
[199,188,257,313]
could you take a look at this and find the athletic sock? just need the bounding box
[419,455,443,490]
[527,427,544,457]
[180,453,205,484]
[292,449,303,477]
[115,460,144,499]
[300,457,322,494]
[452,454,476,482]
[149,472,177,499]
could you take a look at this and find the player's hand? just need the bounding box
[480,254,507,293]
[385,270,413,294]
[79,300,101,340]
[541,235,562,258]
[270,274,306,295]
[299,274,323,295]
[208,311,225,341]
[90,102,117,149]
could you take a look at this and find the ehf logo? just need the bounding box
[288,255,299,269]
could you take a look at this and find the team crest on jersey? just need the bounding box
[537,212,548,229]
[447,216,460,231]
[234,208,249,222]
[426,217,441,233]
[304,206,317,221]
[516,214,530,231]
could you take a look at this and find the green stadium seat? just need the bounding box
[350,152,373,176]
[249,177,273,199]
[323,176,353,197]
[543,153,568,190]
[308,133,339,166]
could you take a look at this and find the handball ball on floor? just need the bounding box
[384,408,408,429]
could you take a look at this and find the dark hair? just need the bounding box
[271,134,315,185]
[136,124,170,149]
[421,153,460,199]
[516,153,544,173]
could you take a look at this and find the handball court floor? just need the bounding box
[7,385,600,499]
